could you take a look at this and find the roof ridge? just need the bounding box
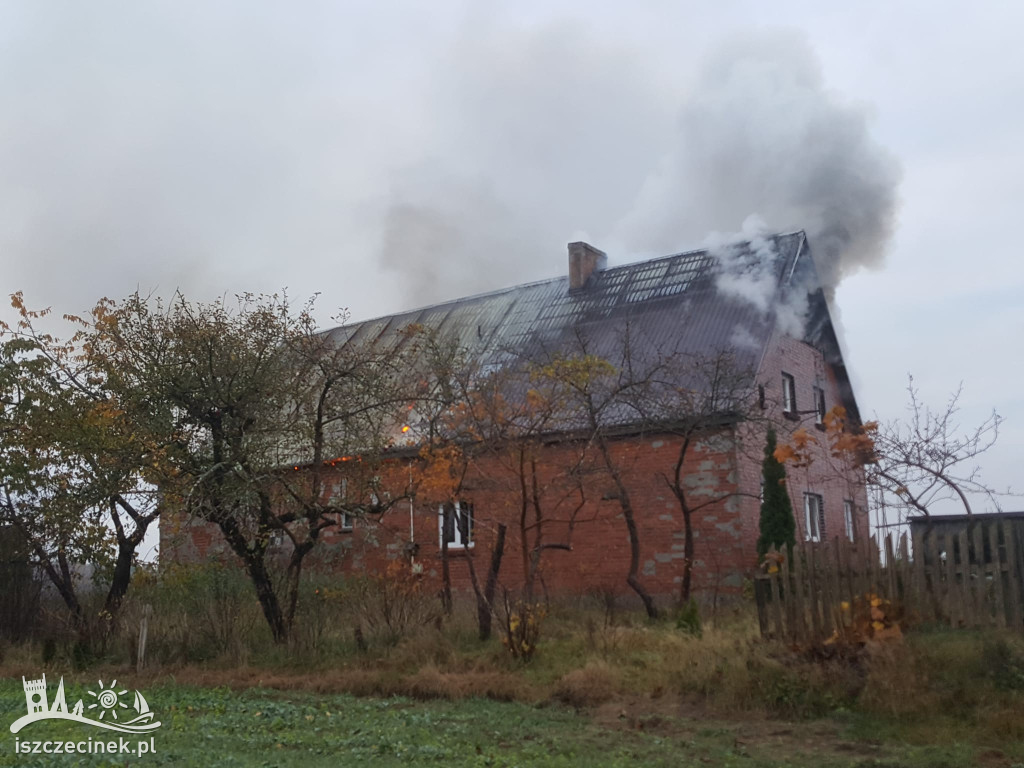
[332,230,806,332]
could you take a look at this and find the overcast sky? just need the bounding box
[2,1,1021,538]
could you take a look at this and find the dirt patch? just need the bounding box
[145,664,539,702]
[592,694,891,761]
[976,749,1012,768]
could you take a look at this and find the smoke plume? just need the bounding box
[617,30,901,297]
[380,26,901,308]
[705,215,810,336]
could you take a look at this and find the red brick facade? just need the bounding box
[160,330,869,601]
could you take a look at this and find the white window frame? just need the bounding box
[813,386,826,426]
[804,492,824,542]
[782,372,796,415]
[843,499,855,542]
[438,500,474,549]
[333,478,354,532]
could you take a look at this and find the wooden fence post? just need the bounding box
[804,542,822,642]
[1003,520,1023,630]
[137,603,152,674]
[911,526,932,622]
[970,523,988,626]
[988,521,1007,629]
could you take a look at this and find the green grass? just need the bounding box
[0,678,997,767]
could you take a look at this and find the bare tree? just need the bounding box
[776,375,1015,529]
[413,335,598,632]
[869,376,1011,521]
[641,350,761,604]
[535,331,664,619]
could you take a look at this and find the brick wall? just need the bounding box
[160,330,869,601]
[161,430,747,600]
[748,330,870,545]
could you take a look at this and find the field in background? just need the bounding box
[0,678,1005,767]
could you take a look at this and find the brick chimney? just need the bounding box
[568,241,607,291]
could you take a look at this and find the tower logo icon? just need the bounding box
[22,675,48,714]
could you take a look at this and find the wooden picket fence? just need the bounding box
[754,519,1024,644]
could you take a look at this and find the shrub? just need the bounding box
[292,576,349,656]
[499,596,546,662]
[747,655,843,719]
[349,560,441,647]
[982,636,1024,691]
[128,561,262,663]
[757,427,796,558]
[554,662,620,708]
[0,526,41,643]
[675,598,702,637]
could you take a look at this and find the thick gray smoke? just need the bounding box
[376,20,674,305]
[617,30,901,297]
[0,7,900,327]
[380,27,901,308]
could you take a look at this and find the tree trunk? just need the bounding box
[246,554,287,644]
[624,525,659,621]
[440,514,453,616]
[479,523,506,640]
[44,553,86,633]
[679,507,694,605]
[517,448,531,600]
[103,537,137,624]
[103,516,155,624]
[284,540,315,637]
[596,436,659,619]
[216,516,288,643]
[8,517,85,634]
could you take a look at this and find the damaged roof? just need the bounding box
[328,231,810,382]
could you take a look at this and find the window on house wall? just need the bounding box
[813,386,826,426]
[782,373,796,416]
[439,501,474,549]
[804,492,824,542]
[843,500,855,542]
[332,478,354,532]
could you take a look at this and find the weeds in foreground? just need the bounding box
[4,565,1023,756]
[499,595,546,662]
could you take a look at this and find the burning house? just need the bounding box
[162,230,868,603]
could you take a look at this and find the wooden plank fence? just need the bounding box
[755,519,1024,644]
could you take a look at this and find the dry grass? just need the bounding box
[5,581,1023,743]
[553,661,621,708]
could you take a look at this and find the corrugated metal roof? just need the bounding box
[328,232,808,384]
